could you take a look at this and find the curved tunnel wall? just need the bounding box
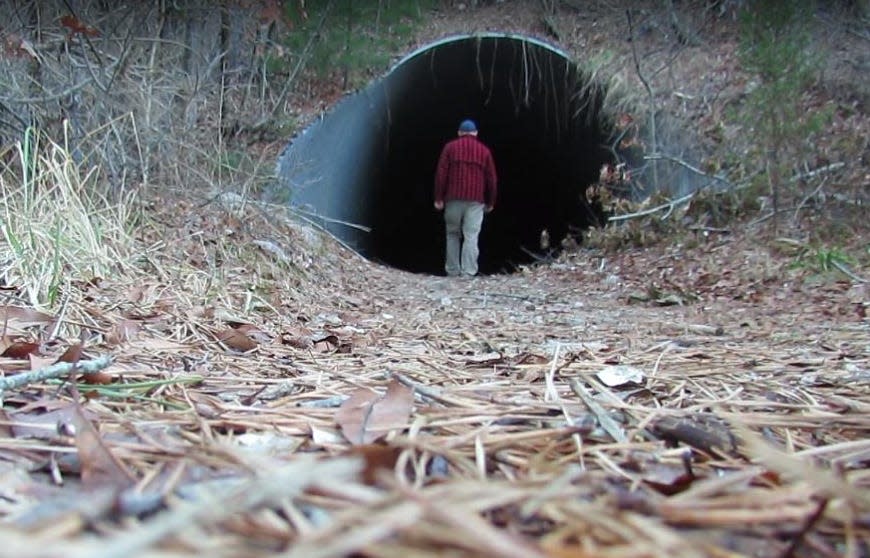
[275,34,614,275]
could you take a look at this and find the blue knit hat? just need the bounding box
[458,119,477,133]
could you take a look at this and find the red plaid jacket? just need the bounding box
[434,135,497,207]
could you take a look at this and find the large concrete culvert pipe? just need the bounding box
[275,34,615,275]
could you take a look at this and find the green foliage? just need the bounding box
[736,0,829,222]
[789,242,855,274]
[281,0,438,85]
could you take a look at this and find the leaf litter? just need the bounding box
[0,191,865,558]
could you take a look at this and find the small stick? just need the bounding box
[570,379,626,443]
[393,372,468,407]
[0,355,113,396]
[608,191,696,222]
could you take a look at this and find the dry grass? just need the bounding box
[0,127,140,307]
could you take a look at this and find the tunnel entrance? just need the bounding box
[275,34,614,275]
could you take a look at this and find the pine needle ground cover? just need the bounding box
[0,191,867,557]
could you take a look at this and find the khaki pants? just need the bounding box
[444,200,485,277]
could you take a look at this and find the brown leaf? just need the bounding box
[313,334,339,353]
[282,325,314,349]
[79,370,113,385]
[0,306,54,331]
[218,328,258,352]
[70,402,134,489]
[52,342,109,384]
[0,338,41,359]
[233,323,273,344]
[126,284,146,304]
[0,409,13,438]
[346,443,403,485]
[55,343,84,365]
[60,14,100,37]
[641,462,695,495]
[9,404,92,439]
[105,319,141,346]
[336,379,414,445]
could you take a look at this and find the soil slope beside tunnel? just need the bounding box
[276,34,614,275]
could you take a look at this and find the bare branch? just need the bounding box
[0,355,113,396]
[608,191,695,222]
[643,153,734,188]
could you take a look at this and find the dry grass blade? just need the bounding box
[0,127,139,308]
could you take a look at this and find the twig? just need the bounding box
[0,355,113,396]
[544,343,560,402]
[793,176,828,221]
[831,260,868,283]
[291,207,372,233]
[788,162,845,183]
[608,191,695,222]
[643,153,734,188]
[393,373,465,407]
[0,80,93,104]
[570,379,626,443]
[297,395,348,408]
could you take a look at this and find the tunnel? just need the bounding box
[275,34,615,275]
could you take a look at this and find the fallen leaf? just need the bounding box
[70,402,134,489]
[652,414,738,456]
[464,352,503,365]
[596,365,644,387]
[27,354,56,372]
[310,424,344,445]
[336,379,414,445]
[0,409,14,438]
[218,328,258,352]
[126,284,145,304]
[105,319,141,346]
[233,323,273,344]
[55,341,113,385]
[1,339,41,359]
[60,14,100,37]
[313,333,339,353]
[346,443,403,485]
[79,369,113,385]
[641,461,695,495]
[0,306,54,332]
[55,343,84,365]
[9,404,94,439]
[282,325,315,349]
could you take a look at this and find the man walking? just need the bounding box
[434,119,498,277]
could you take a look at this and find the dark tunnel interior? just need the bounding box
[276,35,615,275]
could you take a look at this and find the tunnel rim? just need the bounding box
[390,32,574,75]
